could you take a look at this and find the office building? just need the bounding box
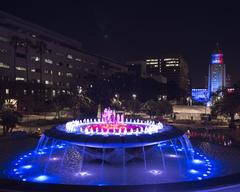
[127,56,190,102]
[208,45,226,96]
[0,11,127,108]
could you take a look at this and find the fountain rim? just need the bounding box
[1,171,240,192]
[44,124,184,148]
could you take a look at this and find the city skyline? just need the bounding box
[1,0,240,87]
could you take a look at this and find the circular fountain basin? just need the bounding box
[4,118,214,186]
[1,113,240,191]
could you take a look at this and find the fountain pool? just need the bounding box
[6,108,217,186]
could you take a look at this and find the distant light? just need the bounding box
[149,169,162,175]
[22,165,32,169]
[34,175,49,182]
[189,169,199,174]
[167,154,179,158]
[193,159,203,164]
[37,151,45,155]
[50,157,59,161]
[158,143,166,147]
[177,148,183,152]
[75,171,91,177]
[203,174,208,177]
[197,177,203,180]
[13,169,18,172]
[22,178,27,182]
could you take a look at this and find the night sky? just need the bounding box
[1,0,240,87]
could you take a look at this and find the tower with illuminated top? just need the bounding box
[208,44,226,98]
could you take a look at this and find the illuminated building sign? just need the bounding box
[212,54,223,64]
[192,89,209,103]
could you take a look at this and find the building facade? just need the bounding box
[208,46,226,97]
[127,56,190,103]
[0,11,127,109]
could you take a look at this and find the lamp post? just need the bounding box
[132,94,137,100]
[132,94,137,117]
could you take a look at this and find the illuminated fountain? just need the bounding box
[8,108,215,185]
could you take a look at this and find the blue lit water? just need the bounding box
[1,135,219,185]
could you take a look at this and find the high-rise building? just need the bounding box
[208,45,226,96]
[161,57,190,102]
[126,56,190,102]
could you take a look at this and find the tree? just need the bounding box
[123,98,141,118]
[211,83,240,129]
[142,99,158,119]
[0,110,22,135]
[142,99,173,119]
[110,94,123,111]
[71,89,93,118]
[155,100,173,118]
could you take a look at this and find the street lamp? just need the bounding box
[131,94,137,118]
[132,94,137,100]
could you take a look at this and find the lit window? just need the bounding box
[31,90,34,94]
[75,58,82,62]
[45,80,53,85]
[0,62,10,69]
[24,90,27,95]
[52,90,56,97]
[66,72,73,77]
[31,69,36,72]
[44,58,53,64]
[67,54,73,59]
[37,79,40,83]
[57,72,62,76]
[31,56,40,62]
[44,69,53,75]
[16,66,26,71]
[5,89,9,94]
[15,77,25,81]
[164,58,179,61]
